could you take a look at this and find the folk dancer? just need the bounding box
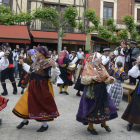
[76,52,118,135]
[122,56,140,131]
[56,51,78,95]
[12,46,60,132]
[107,61,129,110]
[0,50,10,125]
[74,54,90,96]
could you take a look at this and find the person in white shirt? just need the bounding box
[76,48,84,64]
[62,46,69,58]
[102,47,114,71]
[114,41,127,68]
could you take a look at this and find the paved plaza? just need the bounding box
[0,79,139,140]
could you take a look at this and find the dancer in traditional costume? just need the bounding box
[114,41,127,68]
[107,61,128,110]
[18,49,35,94]
[122,56,140,131]
[1,45,17,96]
[76,52,118,135]
[56,51,78,95]
[74,53,90,96]
[12,46,60,132]
[0,50,10,125]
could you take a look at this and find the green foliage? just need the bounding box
[86,26,95,33]
[106,17,114,26]
[98,26,112,40]
[112,35,121,43]
[85,8,100,28]
[118,30,129,40]
[62,5,78,20]
[33,7,59,26]
[131,29,138,40]
[78,22,84,30]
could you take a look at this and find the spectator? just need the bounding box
[18,48,26,79]
[62,46,69,58]
[123,40,140,85]
[76,48,84,64]
[33,46,36,49]
[52,50,58,61]
[13,45,20,78]
[49,51,52,57]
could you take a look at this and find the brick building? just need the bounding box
[88,0,140,53]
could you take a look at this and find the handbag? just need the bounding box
[68,63,76,71]
[85,83,95,100]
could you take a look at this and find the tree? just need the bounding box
[0,4,101,55]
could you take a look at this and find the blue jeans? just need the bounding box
[14,61,18,77]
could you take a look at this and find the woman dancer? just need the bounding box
[18,49,35,94]
[114,41,127,68]
[107,61,128,110]
[0,50,10,125]
[76,52,118,135]
[56,51,78,95]
[74,53,90,96]
[12,46,60,132]
[122,56,140,131]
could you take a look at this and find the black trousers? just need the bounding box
[18,64,23,78]
[128,61,136,84]
[1,67,15,83]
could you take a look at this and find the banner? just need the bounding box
[85,34,91,51]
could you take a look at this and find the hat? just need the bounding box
[71,51,76,53]
[103,46,111,51]
[130,40,137,44]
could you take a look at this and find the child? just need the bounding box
[107,61,128,110]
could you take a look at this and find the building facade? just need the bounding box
[5,0,88,52]
[88,0,140,53]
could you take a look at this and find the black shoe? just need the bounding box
[127,123,133,131]
[21,90,24,94]
[17,120,29,129]
[64,91,69,95]
[76,93,81,96]
[87,127,98,135]
[1,91,8,96]
[59,91,63,94]
[37,125,49,132]
[101,124,111,132]
[13,90,17,95]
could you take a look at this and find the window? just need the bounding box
[0,0,2,5]
[137,9,140,22]
[103,2,114,25]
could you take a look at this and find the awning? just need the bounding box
[0,25,30,43]
[30,30,86,45]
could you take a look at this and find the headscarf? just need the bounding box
[121,40,127,46]
[36,46,50,58]
[27,49,35,62]
[83,54,90,67]
[58,51,67,65]
[92,52,102,63]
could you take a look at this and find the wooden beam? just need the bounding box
[29,0,84,7]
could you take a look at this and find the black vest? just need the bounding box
[8,51,13,65]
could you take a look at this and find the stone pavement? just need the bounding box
[0,79,139,140]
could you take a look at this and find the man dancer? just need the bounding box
[102,46,114,71]
[1,45,17,96]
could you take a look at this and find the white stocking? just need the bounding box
[42,122,48,127]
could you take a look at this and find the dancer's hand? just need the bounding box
[127,45,130,49]
[48,58,56,68]
[19,59,24,65]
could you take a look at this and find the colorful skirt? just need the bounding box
[107,80,123,107]
[76,83,118,125]
[13,78,59,122]
[122,82,140,124]
[0,95,9,111]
